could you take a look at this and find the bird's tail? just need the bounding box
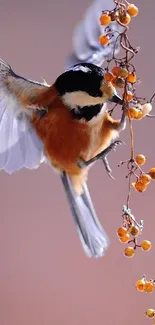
[60,171,109,258]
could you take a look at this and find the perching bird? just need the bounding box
[0,0,125,258]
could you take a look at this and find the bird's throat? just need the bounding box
[71,104,103,122]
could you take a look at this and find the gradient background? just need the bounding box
[0,1,155,324]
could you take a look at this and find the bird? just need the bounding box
[0,58,126,258]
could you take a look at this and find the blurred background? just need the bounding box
[0,0,155,324]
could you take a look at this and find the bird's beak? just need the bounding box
[110,94,123,104]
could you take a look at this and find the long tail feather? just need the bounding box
[60,171,109,258]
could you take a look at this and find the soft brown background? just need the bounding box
[0,1,155,324]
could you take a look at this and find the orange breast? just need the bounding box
[31,97,91,174]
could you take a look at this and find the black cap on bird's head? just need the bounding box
[54,63,122,108]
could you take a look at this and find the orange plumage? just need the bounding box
[31,86,121,194]
[0,58,126,258]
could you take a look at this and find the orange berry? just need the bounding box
[119,12,131,25]
[127,4,139,17]
[128,225,139,237]
[135,154,146,166]
[146,309,155,318]
[124,91,133,102]
[127,107,139,119]
[104,72,114,82]
[134,181,147,192]
[117,227,128,238]
[113,77,125,88]
[119,67,129,78]
[99,34,110,46]
[119,233,130,243]
[111,76,117,85]
[149,168,155,180]
[112,66,121,77]
[100,13,111,26]
[144,281,154,293]
[140,174,152,185]
[124,246,135,258]
[127,72,137,83]
[141,240,152,251]
[134,110,143,120]
[136,279,146,292]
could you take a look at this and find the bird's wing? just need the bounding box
[0,58,50,174]
[65,0,123,68]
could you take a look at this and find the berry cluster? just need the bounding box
[98,0,155,323]
[132,155,155,193]
[99,2,139,46]
[136,275,155,293]
[117,207,151,258]
[136,275,155,322]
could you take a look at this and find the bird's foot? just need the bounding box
[77,140,124,178]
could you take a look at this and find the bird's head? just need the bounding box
[54,63,122,121]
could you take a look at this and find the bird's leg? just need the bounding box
[77,140,123,178]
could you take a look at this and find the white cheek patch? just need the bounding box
[62,91,109,109]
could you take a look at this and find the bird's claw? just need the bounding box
[104,140,124,154]
[77,140,124,170]
[102,157,115,180]
[77,140,125,180]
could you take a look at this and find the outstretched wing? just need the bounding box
[0,58,50,174]
[65,0,123,68]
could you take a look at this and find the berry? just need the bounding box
[141,240,152,251]
[99,34,110,46]
[134,181,147,192]
[104,72,114,82]
[119,67,129,78]
[146,309,155,318]
[124,91,133,102]
[127,72,137,83]
[117,227,128,237]
[119,233,130,243]
[127,107,139,119]
[119,12,131,25]
[135,154,146,166]
[140,174,152,185]
[136,279,146,292]
[128,225,139,237]
[144,281,154,293]
[127,4,139,17]
[149,168,155,180]
[134,110,143,120]
[112,66,121,77]
[113,77,125,88]
[124,247,135,258]
[142,103,152,117]
[100,13,111,26]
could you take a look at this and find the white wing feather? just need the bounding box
[0,60,49,174]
